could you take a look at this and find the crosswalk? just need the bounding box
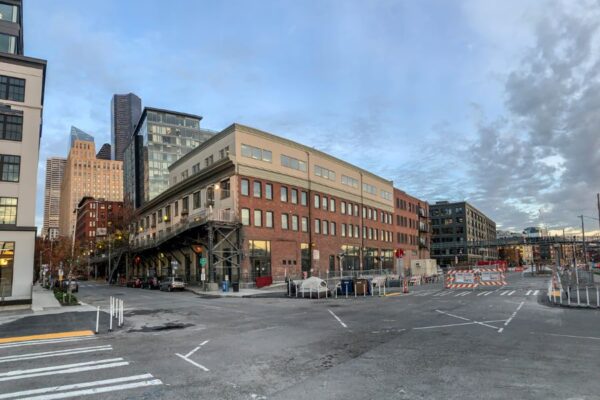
[412,289,541,298]
[0,334,162,399]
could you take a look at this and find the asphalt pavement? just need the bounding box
[0,273,598,399]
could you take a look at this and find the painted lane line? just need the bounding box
[328,309,348,328]
[0,345,112,363]
[185,347,201,358]
[0,361,129,382]
[508,290,516,296]
[0,331,94,345]
[473,321,501,330]
[477,292,486,296]
[413,322,476,330]
[175,353,209,372]
[526,290,532,296]
[0,374,155,399]
[200,340,209,346]
[0,358,124,378]
[435,310,470,322]
[535,332,600,341]
[16,379,163,400]
[0,336,97,350]
[499,291,509,296]
[483,291,493,296]
[499,301,525,334]
[533,290,539,295]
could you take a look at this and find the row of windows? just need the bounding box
[241,144,272,162]
[314,165,335,181]
[281,154,306,172]
[396,198,421,214]
[0,154,20,182]
[0,197,17,224]
[397,215,419,229]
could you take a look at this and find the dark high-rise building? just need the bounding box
[96,143,111,160]
[123,107,214,208]
[429,201,497,267]
[111,93,141,161]
[0,1,23,55]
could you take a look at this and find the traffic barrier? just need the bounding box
[445,269,478,289]
[477,268,506,287]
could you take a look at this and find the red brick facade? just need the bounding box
[75,197,124,245]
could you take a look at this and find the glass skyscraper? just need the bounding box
[124,107,214,208]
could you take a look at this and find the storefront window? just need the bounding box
[0,241,14,297]
[249,240,271,279]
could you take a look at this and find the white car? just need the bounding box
[160,277,186,292]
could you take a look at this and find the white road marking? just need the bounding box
[0,358,124,378]
[200,340,209,346]
[476,291,487,296]
[0,360,129,382]
[0,336,96,350]
[483,291,493,296]
[508,290,516,296]
[0,374,155,399]
[499,301,525,334]
[526,290,532,296]
[533,290,539,295]
[534,332,600,341]
[185,347,200,358]
[0,345,112,363]
[16,379,163,400]
[175,353,209,372]
[328,309,348,328]
[414,322,475,330]
[435,310,470,321]
[500,291,509,296]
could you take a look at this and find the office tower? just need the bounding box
[111,93,141,162]
[0,0,47,306]
[59,140,123,238]
[96,143,111,160]
[69,126,94,149]
[123,107,214,208]
[42,157,66,240]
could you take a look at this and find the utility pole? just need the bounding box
[597,193,600,232]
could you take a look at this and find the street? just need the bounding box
[1,273,599,399]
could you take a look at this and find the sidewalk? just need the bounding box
[31,284,61,311]
[186,285,286,298]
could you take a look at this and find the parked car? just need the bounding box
[160,276,186,292]
[126,277,142,288]
[142,276,160,290]
[60,279,79,293]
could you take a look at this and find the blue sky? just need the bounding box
[26,0,600,234]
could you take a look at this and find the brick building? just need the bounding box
[127,124,429,288]
[74,196,124,245]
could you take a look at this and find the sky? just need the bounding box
[25,0,600,235]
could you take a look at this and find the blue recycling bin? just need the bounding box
[338,277,354,295]
[222,280,229,292]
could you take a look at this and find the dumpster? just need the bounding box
[338,277,354,295]
[221,280,229,292]
[355,278,370,295]
[232,282,239,292]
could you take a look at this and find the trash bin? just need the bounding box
[338,277,354,295]
[355,278,370,295]
[222,280,229,292]
[232,282,239,292]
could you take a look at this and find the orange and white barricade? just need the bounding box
[445,269,478,289]
[476,268,506,287]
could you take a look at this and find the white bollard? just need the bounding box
[109,301,113,332]
[568,287,571,305]
[363,283,366,297]
[378,285,381,297]
[345,286,348,299]
[586,287,590,307]
[371,283,374,296]
[383,285,386,296]
[354,284,357,298]
[597,287,599,308]
[577,286,581,306]
[95,306,100,334]
[121,300,124,327]
[288,280,291,297]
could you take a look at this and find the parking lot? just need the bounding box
[1,273,599,399]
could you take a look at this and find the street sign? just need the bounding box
[455,272,475,284]
[200,268,206,281]
[199,257,207,267]
[481,271,501,282]
[313,250,320,260]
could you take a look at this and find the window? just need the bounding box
[322,220,328,235]
[314,165,336,181]
[301,217,308,232]
[341,223,346,237]
[0,114,22,141]
[362,207,367,219]
[241,144,272,162]
[193,191,201,209]
[330,222,336,236]
[354,225,359,238]
[182,197,189,213]
[315,219,321,234]
[241,179,249,196]
[322,196,328,211]
[367,208,372,219]
[301,191,307,206]
[353,204,359,216]
[241,208,250,226]
[253,181,262,198]
[362,183,377,195]
[341,175,359,188]
[341,201,346,214]
[254,210,262,227]
[220,179,230,199]
[0,197,17,224]
[181,170,189,180]
[281,186,288,202]
[330,198,335,212]
[0,76,25,102]
[0,4,18,23]
[0,154,19,182]
[281,154,307,171]
[174,201,179,216]
[192,163,201,174]
[205,155,214,167]
[314,194,320,209]
[266,211,274,228]
[381,190,392,200]
[291,189,298,204]
[219,146,230,159]
[281,214,289,230]
[291,215,299,231]
[265,183,273,200]
[0,241,15,297]
[0,34,16,54]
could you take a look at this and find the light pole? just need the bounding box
[579,215,587,267]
